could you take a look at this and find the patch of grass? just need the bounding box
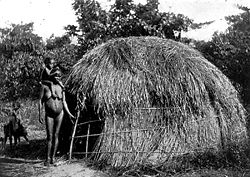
[0,99,44,130]
[0,99,47,160]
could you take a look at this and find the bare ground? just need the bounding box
[0,155,110,177]
[1,136,250,177]
[1,150,250,177]
[0,130,110,177]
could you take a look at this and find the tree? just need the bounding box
[194,6,250,103]
[0,22,81,101]
[66,0,194,54]
[0,23,44,100]
[0,23,44,58]
[68,0,108,57]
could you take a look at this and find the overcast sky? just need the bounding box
[0,0,249,41]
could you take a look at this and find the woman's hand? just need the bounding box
[39,115,44,124]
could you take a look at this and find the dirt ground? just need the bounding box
[1,136,250,177]
[0,156,109,177]
[2,155,250,177]
[0,131,110,177]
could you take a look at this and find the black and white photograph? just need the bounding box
[0,0,250,176]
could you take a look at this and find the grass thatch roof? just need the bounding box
[65,36,247,167]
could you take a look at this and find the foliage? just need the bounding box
[0,24,79,101]
[68,0,108,57]
[0,23,44,100]
[46,34,72,50]
[0,23,44,57]
[45,35,80,80]
[194,6,250,102]
[66,0,194,54]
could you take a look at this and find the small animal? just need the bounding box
[3,119,29,149]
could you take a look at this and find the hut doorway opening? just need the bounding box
[72,96,105,158]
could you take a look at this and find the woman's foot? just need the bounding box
[50,158,55,165]
[44,157,51,166]
[44,160,51,167]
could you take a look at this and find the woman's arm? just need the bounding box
[38,85,44,124]
[62,91,75,119]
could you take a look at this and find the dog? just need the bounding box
[3,119,29,149]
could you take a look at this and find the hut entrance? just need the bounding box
[69,96,105,159]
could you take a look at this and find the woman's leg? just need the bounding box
[51,111,64,164]
[45,115,54,166]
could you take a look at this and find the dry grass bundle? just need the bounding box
[66,36,247,167]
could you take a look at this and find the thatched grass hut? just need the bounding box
[65,36,247,167]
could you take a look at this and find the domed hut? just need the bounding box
[65,36,247,167]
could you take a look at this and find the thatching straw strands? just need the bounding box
[66,36,247,167]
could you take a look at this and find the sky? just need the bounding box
[0,0,250,41]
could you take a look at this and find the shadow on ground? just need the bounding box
[0,139,50,177]
[0,139,46,160]
[0,156,47,177]
[0,139,109,177]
